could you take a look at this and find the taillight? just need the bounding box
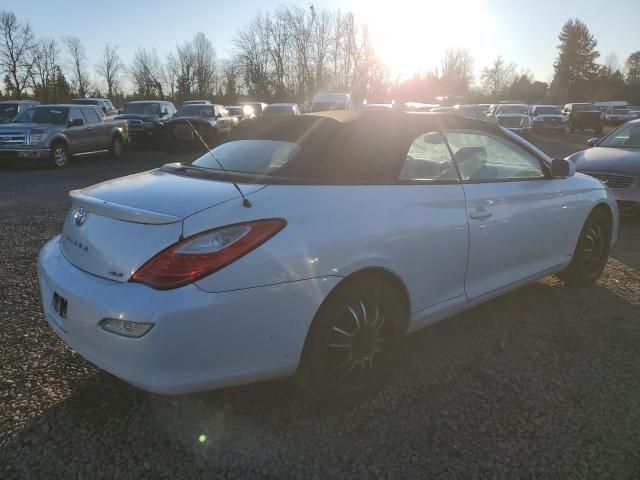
[131,218,286,290]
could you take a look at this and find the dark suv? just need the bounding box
[562,103,603,135]
[114,100,176,143]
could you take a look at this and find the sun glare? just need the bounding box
[359,0,494,80]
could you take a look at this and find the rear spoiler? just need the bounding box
[69,190,182,225]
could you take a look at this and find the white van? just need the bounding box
[311,93,352,113]
[592,100,628,113]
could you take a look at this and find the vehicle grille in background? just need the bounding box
[497,117,522,128]
[127,120,144,134]
[584,173,636,189]
[617,200,639,212]
[0,132,26,145]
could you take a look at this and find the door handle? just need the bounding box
[86,127,92,131]
[469,210,493,220]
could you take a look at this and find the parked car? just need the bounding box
[628,106,640,120]
[115,100,176,142]
[262,103,302,116]
[181,100,211,106]
[71,98,118,117]
[453,104,485,120]
[531,105,567,133]
[487,103,532,136]
[311,92,352,112]
[569,120,640,215]
[0,100,40,123]
[37,110,617,404]
[562,103,603,134]
[0,104,128,168]
[593,100,628,115]
[239,102,268,116]
[356,102,393,110]
[603,105,632,126]
[225,105,252,126]
[163,103,231,150]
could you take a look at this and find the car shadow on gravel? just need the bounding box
[3,277,640,478]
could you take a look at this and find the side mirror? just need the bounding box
[101,106,107,113]
[550,158,574,178]
[587,138,599,147]
[68,118,84,127]
[216,113,222,118]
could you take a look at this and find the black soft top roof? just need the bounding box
[226,110,504,183]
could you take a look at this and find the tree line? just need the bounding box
[1,8,639,106]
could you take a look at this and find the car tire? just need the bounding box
[297,275,405,405]
[109,135,124,159]
[50,141,70,168]
[557,208,611,287]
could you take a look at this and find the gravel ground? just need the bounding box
[1,134,639,479]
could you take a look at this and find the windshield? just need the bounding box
[534,107,561,115]
[123,103,160,115]
[191,140,301,174]
[599,123,640,148]
[572,104,593,111]
[263,106,294,116]
[499,106,529,115]
[0,104,18,119]
[175,105,216,117]
[13,106,68,124]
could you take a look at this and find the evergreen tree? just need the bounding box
[625,51,640,86]
[550,19,600,102]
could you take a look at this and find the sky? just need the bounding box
[8,0,640,89]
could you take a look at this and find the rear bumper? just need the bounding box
[38,236,340,394]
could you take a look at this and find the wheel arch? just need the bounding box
[50,135,69,149]
[299,266,412,366]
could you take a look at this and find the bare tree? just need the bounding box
[165,52,179,100]
[192,32,217,98]
[603,52,620,73]
[440,48,474,94]
[63,36,90,97]
[30,38,59,102]
[96,43,123,97]
[480,56,516,97]
[0,11,35,99]
[129,47,165,98]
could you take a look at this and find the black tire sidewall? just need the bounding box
[110,135,124,158]
[300,276,404,405]
[559,209,611,286]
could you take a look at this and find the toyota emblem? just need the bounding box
[73,207,87,226]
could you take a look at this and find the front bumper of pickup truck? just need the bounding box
[0,147,50,162]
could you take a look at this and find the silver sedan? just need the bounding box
[569,120,640,215]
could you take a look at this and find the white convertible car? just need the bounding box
[38,110,618,404]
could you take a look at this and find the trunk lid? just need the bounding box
[61,168,265,282]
